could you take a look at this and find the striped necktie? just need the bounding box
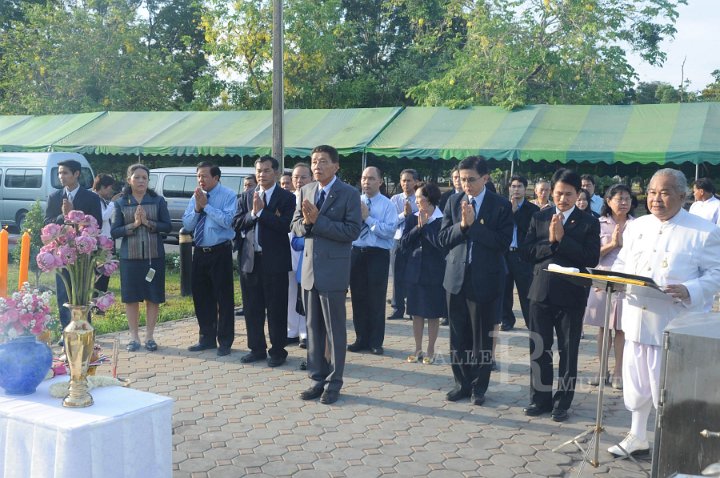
[194,193,209,245]
[316,189,326,210]
[359,198,372,240]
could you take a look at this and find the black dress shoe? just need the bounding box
[440,318,449,326]
[551,408,569,422]
[347,342,366,352]
[387,312,404,320]
[217,346,231,356]
[286,336,300,344]
[446,388,471,402]
[300,386,324,400]
[370,347,384,355]
[299,361,307,370]
[500,324,514,332]
[267,356,286,367]
[234,307,244,316]
[240,351,267,363]
[299,339,307,349]
[188,342,217,352]
[471,392,486,406]
[320,390,340,404]
[524,403,552,416]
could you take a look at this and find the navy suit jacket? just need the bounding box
[233,185,295,274]
[399,214,446,286]
[44,187,102,226]
[513,200,541,246]
[438,190,514,300]
[520,207,600,309]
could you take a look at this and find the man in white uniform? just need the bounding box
[688,177,720,226]
[609,168,720,456]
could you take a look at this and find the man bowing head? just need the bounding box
[438,156,514,407]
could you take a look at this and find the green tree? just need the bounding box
[700,70,720,102]
[404,0,685,109]
[0,0,182,114]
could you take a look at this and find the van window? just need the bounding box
[50,167,94,189]
[162,175,196,198]
[148,174,158,190]
[222,176,243,195]
[4,168,43,188]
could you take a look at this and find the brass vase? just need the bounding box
[62,304,95,407]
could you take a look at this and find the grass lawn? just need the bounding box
[4,263,242,341]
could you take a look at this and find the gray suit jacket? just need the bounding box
[290,178,362,292]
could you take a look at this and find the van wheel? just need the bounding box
[15,210,27,233]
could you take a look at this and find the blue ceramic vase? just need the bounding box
[0,335,53,395]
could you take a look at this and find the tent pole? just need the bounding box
[362,151,367,171]
[272,0,284,170]
[510,159,515,177]
[695,163,700,181]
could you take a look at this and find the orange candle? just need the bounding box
[0,228,8,297]
[18,231,30,290]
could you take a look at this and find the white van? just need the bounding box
[148,166,256,237]
[0,152,95,231]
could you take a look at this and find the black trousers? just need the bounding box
[447,274,498,395]
[502,251,533,328]
[528,300,584,411]
[349,246,390,348]
[390,241,408,315]
[191,243,235,348]
[240,253,289,359]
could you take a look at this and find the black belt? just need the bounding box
[196,240,232,253]
[508,247,518,252]
[353,246,387,253]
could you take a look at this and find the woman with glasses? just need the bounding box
[399,183,447,364]
[583,184,637,389]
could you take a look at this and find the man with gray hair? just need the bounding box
[609,168,720,456]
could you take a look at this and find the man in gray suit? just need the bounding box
[291,144,362,405]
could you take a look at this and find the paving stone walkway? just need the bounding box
[94,295,653,478]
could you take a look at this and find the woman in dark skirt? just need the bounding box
[111,164,171,352]
[399,183,447,364]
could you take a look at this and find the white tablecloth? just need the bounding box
[0,377,173,478]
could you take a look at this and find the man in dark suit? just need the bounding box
[291,145,362,405]
[501,175,540,331]
[438,156,514,406]
[44,159,103,330]
[520,168,600,422]
[234,156,296,367]
[438,166,461,213]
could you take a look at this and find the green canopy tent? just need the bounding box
[0,112,105,152]
[364,105,541,161]
[51,108,402,162]
[516,103,720,176]
[0,115,32,138]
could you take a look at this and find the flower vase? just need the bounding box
[62,304,95,407]
[0,335,53,395]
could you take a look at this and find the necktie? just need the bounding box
[317,189,326,210]
[467,198,477,263]
[359,198,372,240]
[194,193,209,246]
[257,191,266,248]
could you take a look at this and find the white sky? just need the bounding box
[628,0,719,91]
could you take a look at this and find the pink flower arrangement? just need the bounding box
[0,283,55,340]
[37,211,119,307]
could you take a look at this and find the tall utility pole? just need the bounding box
[272,0,284,170]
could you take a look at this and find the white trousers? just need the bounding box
[287,272,306,339]
[622,340,662,441]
